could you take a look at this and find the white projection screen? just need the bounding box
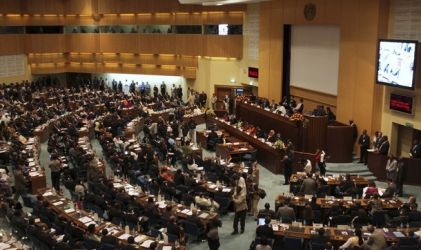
[290,25,340,95]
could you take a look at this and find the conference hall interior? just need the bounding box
[1,0,421,249]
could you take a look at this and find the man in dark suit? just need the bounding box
[256,216,274,239]
[300,173,317,195]
[100,228,118,247]
[358,129,370,164]
[282,155,292,185]
[275,202,296,222]
[257,203,276,219]
[410,139,421,158]
[378,136,390,155]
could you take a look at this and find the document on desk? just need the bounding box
[141,240,155,248]
[118,233,131,240]
[64,208,75,214]
[199,213,209,219]
[78,216,92,224]
[52,201,63,206]
[134,235,147,243]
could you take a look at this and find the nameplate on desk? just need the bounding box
[118,233,132,240]
[64,208,75,214]
[52,201,63,206]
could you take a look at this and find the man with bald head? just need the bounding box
[366,225,386,250]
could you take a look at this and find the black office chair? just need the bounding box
[372,210,386,227]
[183,220,204,242]
[84,239,100,250]
[284,236,302,249]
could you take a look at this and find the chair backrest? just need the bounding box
[409,221,421,228]
[400,246,420,250]
[183,220,199,236]
[311,242,325,250]
[84,239,100,250]
[284,237,302,249]
[372,211,386,227]
[167,233,178,243]
[100,243,116,250]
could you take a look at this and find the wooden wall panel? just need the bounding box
[63,0,94,15]
[175,35,203,56]
[0,35,24,55]
[203,35,243,58]
[24,35,65,53]
[290,86,337,113]
[67,53,198,68]
[28,53,67,64]
[0,1,21,14]
[99,34,139,53]
[258,2,271,98]
[66,34,100,53]
[203,12,244,24]
[21,0,64,15]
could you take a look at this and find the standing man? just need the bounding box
[211,93,218,110]
[13,167,27,201]
[358,129,370,164]
[282,155,292,185]
[49,155,62,193]
[232,186,247,235]
[396,158,405,196]
[410,139,421,158]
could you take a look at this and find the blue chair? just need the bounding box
[284,237,302,249]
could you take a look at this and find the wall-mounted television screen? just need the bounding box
[376,39,418,89]
[389,93,414,115]
[248,67,259,78]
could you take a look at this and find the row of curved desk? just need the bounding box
[367,152,421,186]
[208,117,315,175]
[235,101,354,163]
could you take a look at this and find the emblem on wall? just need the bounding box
[304,3,317,21]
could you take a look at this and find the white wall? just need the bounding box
[94,73,189,101]
[290,25,340,95]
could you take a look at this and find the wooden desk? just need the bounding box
[39,189,179,249]
[271,223,415,243]
[368,151,421,186]
[290,173,368,187]
[275,195,402,210]
[236,101,353,163]
[327,121,354,163]
[209,117,316,175]
[215,143,255,161]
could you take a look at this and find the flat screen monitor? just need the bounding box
[248,67,259,78]
[218,24,228,35]
[376,39,418,89]
[389,93,414,115]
